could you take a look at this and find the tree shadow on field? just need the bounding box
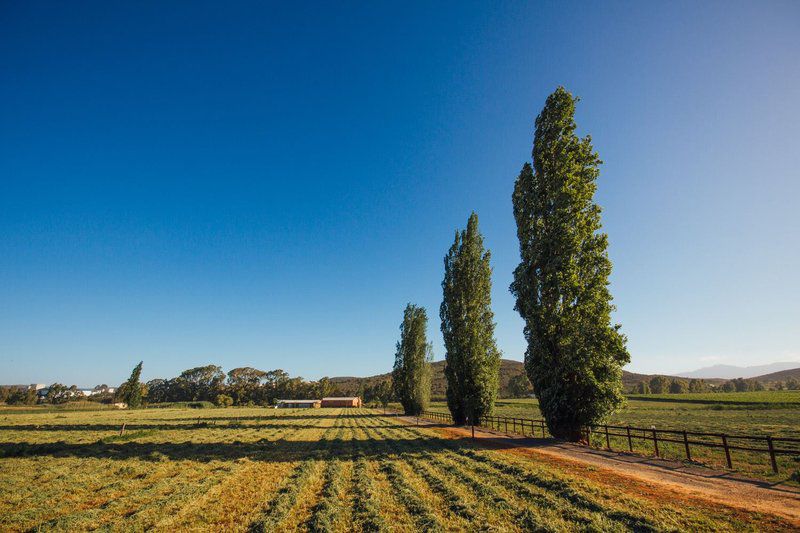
[0,433,477,463]
[0,422,414,432]
[133,413,369,422]
[0,422,345,432]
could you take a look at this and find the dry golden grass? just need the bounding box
[0,405,794,531]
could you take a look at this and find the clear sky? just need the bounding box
[1,1,799,386]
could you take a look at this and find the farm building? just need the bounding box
[321,397,362,408]
[276,399,321,408]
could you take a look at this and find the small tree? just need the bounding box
[649,376,670,394]
[510,87,629,440]
[119,361,144,408]
[731,378,749,392]
[45,383,72,404]
[669,379,687,394]
[215,394,234,407]
[636,381,651,394]
[787,378,800,390]
[688,379,708,393]
[441,212,501,425]
[6,388,37,405]
[392,304,433,416]
[374,380,393,408]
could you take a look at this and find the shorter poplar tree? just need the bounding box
[392,304,432,415]
[440,212,501,425]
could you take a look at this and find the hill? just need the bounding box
[330,359,705,397]
[751,366,800,384]
[330,359,528,398]
[677,362,800,379]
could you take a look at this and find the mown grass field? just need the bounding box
[414,393,800,482]
[0,407,791,531]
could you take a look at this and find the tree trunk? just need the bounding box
[549,423,582,442]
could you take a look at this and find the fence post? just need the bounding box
[120,423,126,436]
[541,420,545,438]
[652,428,659,457]
[605,425,611,450]
[721,434,732,469]
[767,436,778,474]
[626,426,633,452]
[683,430,691,461]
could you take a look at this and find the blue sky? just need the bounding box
[1,1,798,386]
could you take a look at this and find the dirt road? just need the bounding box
[394,414,800,525]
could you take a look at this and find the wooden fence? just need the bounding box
[414,410,800,474]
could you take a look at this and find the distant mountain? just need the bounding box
[676,362,800,379]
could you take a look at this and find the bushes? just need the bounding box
[215,394,234,407]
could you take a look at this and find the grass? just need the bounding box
[0,406,794,531]
[405,395,800,483]
[627,390,800,405]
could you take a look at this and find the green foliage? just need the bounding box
[440,212,501,425]
[669,379,688,394]
[215,394,234,407]
[721,378,766,393]
[45,383,80,404]
[392,304,433,415]
[649,376,670,394]
[225,367,268,405]
[510,87,629,440]
[118,361,144,409]
[635,381,650,394]
[4,388,40,405]
[688,379,709,393]
[175,365,225,402]
[507,374,533,398]
[314,377,336,399]
[146,366,337,405]
[364,379,393,407]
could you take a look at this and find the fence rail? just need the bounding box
[412,410,800,474]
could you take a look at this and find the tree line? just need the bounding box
[2,362,393,408]
[393,87,630,440]
[139,363,391,407]
[634,376,800,394]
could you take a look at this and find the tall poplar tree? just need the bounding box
[440,212,501,425]
[392,304,432,416]
[510,87,629,440]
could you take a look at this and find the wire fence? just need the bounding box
[412,410,800,474]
